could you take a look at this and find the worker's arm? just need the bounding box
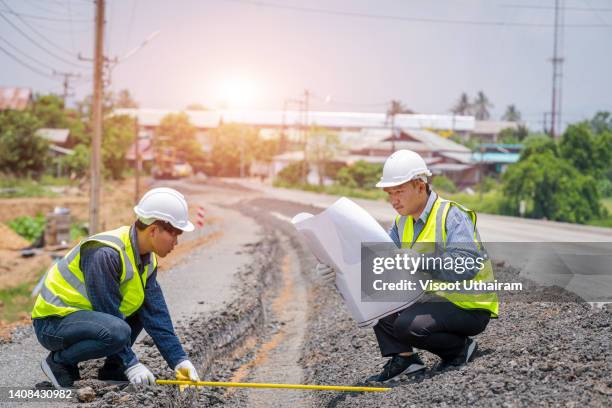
[420,206,482,282]
[138,267,188,369]
[80,244,139,367]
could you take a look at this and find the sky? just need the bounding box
[1,0,611,130]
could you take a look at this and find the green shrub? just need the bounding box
[335,161,382,189]
[432,175,457,193]
[8,214,46,243]
[276,161,309,185]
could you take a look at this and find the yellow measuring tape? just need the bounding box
[156,379,390,392]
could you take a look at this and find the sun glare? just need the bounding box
[217,76,257,109]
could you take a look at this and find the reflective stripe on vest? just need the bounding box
[32,226,157,319]
[395,196,499,317]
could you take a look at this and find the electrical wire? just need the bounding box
[0,0,88,57]
[0,6,90,22]
[0,35,58,72]
[0,43,55,79]
[0,9,89,70]
[223,0,612,28]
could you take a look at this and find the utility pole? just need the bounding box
[303,89,310,184]
[90,0,105,234]
[53,71,81,104]
[134,117,141,204]
[550,0,565,139]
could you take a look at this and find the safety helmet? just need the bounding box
[375,149,432,188]
[134,187,195,232]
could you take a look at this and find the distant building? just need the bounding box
[35,128,74,177]
[0,87,32,111]
[470,120,521,143]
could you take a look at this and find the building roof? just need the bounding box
[114,108,221,128]
[36,128,70,144]
[473,120,520,135]
[430,163,475,172]
[437,151,473,164]
[401,129,471,153]
[114,108,476,132]
[48,145,74,156]
[471,152,521,164]
[0,87,32,110]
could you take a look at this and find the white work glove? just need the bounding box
[175,360,200,382]
[315,263,335,284]
[125,362,156,385]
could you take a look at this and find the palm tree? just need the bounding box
[386,100,413,151]
[472,91,493,120]
[451,92,471,115]
[502,104,522,122]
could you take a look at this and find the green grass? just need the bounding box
[0,281,37,323]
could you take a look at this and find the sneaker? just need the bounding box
[366,353,426,383]
[98,360,128,382]
[434,338,478,372]
[41,353,75,389]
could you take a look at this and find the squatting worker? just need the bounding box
[31,187,200,389]
[315,150,498,382]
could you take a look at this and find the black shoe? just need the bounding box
[434,338,478,372]
[41,353,75,389]
[98,360,128,382]
[366,353,426,383]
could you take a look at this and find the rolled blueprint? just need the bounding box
[292,197,423,328]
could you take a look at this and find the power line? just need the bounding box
[223,0,612,28]
[0,7,91,22]
[0,9,88,70]
[502,4,612,12]
[0,0,84,58]
[0,43,55,79]
[0,35,58,72]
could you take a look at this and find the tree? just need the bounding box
[185,103,209,111]
[0,110,48,177]
[205,123,260,176]
[451,93,471,116]
[498,125,529,144]
[386,100,413,120]
[559,124,601,176]
[502,150,602,223]
[472,91,493,120]
[156,112,204,169]
[589,111,612,134]
[502,104,522,122]
[102,115,136,179]
[308,127,341,186]
[114,89,139,109]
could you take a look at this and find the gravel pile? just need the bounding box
[300,262,612,407]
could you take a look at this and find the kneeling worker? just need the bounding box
[32,187,200,388]
[316,150,498,382]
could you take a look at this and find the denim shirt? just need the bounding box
[388,191,483,282]
[79,225,187,369]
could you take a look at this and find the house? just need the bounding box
[35,128,74,177]
[0,87,32,111]
[470,121,521,143]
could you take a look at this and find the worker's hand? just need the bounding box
[315,263,335,284]
[125,362,156,385]
[175,360,200,382]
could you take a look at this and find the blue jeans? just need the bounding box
[33,310,142,368]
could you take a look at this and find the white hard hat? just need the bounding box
[134,187,194,232]
[376,150,432,188]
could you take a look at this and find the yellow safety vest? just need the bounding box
[32,226,157,319]
[395,196,499,317]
